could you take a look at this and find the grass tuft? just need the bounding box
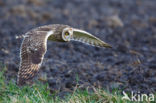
[0,66,155,103]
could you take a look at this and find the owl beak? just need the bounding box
[72,28,112,48]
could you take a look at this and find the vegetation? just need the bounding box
[0,66,155,103]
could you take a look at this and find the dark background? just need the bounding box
[0,0,155,96]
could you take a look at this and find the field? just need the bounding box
[1,67,155,103]
[0,0,156,102]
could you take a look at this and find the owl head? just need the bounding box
[62,27,73,41]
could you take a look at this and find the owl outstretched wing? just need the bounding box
[72,29,112,48]
[17,29,54,86]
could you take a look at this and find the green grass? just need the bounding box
[0,66,155,103]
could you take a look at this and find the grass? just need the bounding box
[0,66,155,103]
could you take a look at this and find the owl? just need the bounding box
[17,24,111,86]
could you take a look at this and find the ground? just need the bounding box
[0,0,156,97]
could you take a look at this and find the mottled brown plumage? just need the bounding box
[17,24,111,86]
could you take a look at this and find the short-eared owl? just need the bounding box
[17,24,111,86]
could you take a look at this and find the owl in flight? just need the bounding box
[17,24,111,86]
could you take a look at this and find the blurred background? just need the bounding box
[0,0,155,96]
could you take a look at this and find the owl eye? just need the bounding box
[65,31,70,36]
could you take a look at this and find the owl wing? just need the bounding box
[17,30,54,86]
[72,29,112,48]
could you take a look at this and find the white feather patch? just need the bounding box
[73,28,92,36]
[44,30,54,49]
[46,30,54,38]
